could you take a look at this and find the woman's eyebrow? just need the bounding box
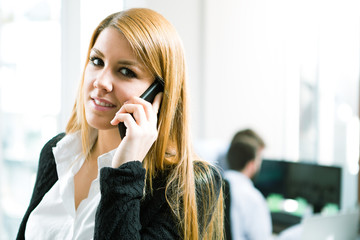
[90,48,104,57]
[117,59,139,66]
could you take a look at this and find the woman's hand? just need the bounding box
[110,92,163,168]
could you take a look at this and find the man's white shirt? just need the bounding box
[225,170,273,240]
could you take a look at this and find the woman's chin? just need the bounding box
[86,119,115,130]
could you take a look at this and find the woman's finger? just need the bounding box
[122,103,147,125]
[111,112,137,129]
[152,92,163,115]
[127,93,163,122]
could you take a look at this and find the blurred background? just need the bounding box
[0,0,359,238]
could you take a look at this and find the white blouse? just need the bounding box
[25,131,115,240]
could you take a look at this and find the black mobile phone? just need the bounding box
[118,77,164,139]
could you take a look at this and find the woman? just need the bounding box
[17,8,223,240]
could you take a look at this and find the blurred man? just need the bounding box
[224,129,272,240]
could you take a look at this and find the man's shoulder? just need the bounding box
[225,171,266,201]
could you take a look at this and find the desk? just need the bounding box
[271,212,301,234]
[275,220,359,240]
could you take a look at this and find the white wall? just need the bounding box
[136,0,360,210]
[203,0,301,160]
[123,0,300,160]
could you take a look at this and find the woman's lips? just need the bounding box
[91,97,116,111]
[94,98,115,107]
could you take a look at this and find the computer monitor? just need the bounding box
[253,159,342,213]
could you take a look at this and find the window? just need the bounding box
[0,0,123,238]
[0,0,61,238]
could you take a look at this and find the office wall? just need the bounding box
[136,0,299,159]
[203,0,301,159]
[129,0,360,210]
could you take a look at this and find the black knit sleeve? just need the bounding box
[94,161,179,240]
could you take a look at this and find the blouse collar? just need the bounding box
[52,130,115,178]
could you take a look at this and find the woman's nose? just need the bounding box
[93,68,114,92]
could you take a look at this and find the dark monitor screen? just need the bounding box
[253,159,342,213]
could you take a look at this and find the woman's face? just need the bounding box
[84,27,154,130]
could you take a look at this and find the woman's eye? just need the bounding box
[89,57,104,66]
[119,68,136,78]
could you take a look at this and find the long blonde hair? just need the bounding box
[66,8,223,240]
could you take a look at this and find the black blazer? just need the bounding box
[17,133,222,240]
[16,133,179,239]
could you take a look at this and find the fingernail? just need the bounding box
[110,117,116,124]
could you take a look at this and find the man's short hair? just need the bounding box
[230,129,265,149]
[226,137,258,171]
[226,129,265,171]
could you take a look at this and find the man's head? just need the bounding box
[230,129,265,149]
[226,129,265,178]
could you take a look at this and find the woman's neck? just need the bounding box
[92,128,121,157]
